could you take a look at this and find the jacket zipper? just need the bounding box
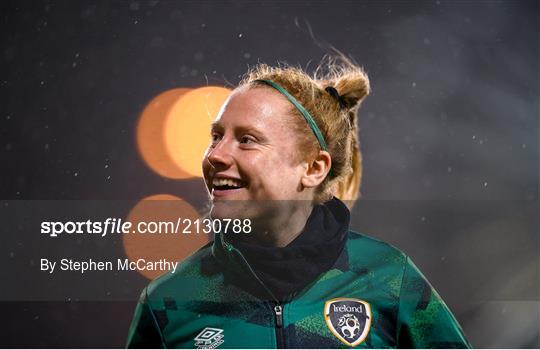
[224,240,286,348]
[274,303,284,348]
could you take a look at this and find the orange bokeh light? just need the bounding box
[136,88,192,179]
[137,86,231,179]
[123,194,210,280]
[164,86,231,177]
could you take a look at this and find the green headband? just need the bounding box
[253,79,328,151]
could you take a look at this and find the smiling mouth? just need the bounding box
[212,178,248,194]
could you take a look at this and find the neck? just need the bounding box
[240,201,314,247]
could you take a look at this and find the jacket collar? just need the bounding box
[211,197,351,301]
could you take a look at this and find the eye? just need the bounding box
[240,135,256,144]
[210,132,222,147]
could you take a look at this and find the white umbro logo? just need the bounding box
[194,327,225,349]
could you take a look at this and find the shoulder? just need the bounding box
[145,241,219,300]
[345,230,408,270]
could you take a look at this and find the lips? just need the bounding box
[211,176,248,197]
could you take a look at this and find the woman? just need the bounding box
[126,56,472,348]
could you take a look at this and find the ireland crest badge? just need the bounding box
[324,298,372,347]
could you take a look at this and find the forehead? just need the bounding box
[213,86,293,130]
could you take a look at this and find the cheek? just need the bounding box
[254,154,301,189]
[240,146,302,182]
[246,153,286,176]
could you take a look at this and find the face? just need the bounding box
[202,86,310,219]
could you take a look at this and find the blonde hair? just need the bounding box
[238,54,370,206]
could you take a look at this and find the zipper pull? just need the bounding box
[274,304,283,328]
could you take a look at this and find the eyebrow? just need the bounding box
[210,121,222,131]
[210,121,265,136]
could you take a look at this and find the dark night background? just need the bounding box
[0,0,538,348]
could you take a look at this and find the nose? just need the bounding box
[206,138,233,170]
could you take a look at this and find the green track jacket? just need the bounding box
[126,229,472,348]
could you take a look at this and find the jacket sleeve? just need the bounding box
[126,287,166,349]
[396,256,472,349]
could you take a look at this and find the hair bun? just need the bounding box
[325,86,347,109]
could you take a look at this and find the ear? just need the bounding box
[300,151,332,189]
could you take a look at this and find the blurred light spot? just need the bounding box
[164,86,231,177]
[124,194,210,280]
[136,88,192,179]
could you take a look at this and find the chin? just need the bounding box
[210,199,277,222]
[210,200,251,220]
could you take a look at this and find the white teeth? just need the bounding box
[212,178,245,188]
